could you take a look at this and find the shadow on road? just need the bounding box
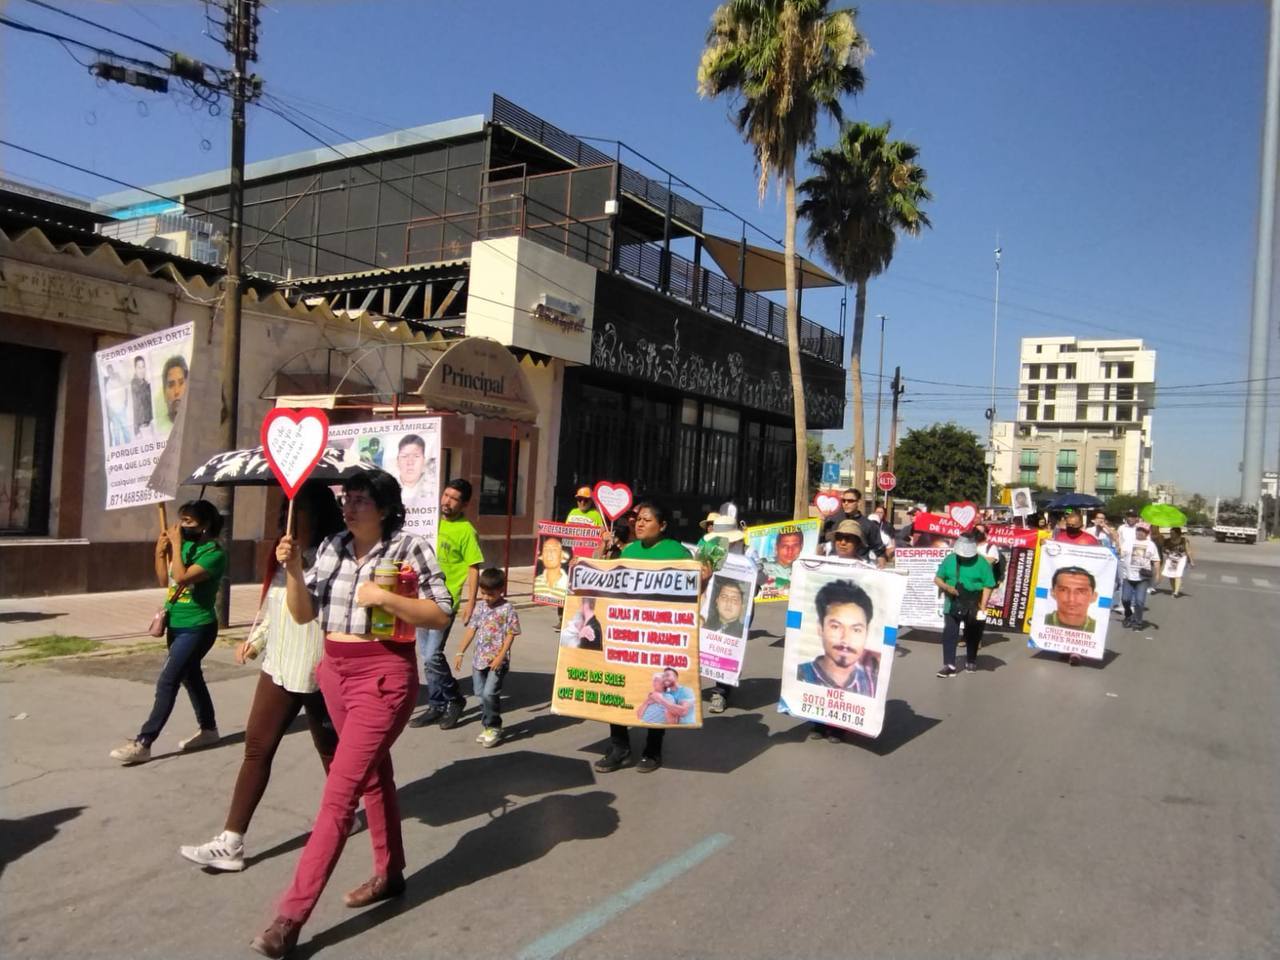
[0,805,84,877]
[0,611,65,624]
[1029,649,1122,669]
[293,790,620,959]
[716,675,781,711]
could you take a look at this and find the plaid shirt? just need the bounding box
[305,529,452,635]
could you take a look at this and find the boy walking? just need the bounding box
[453,568,520,747]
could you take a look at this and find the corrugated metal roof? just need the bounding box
[287,259,469,286]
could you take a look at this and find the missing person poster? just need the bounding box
[552,558,703,729]
[1027,542,1118,660]
[532,520,604,607]
[326,417,441,543]
[698,552,758,687]
[779,557,906,739]
[95,322,195,509]
[746,518,820,603]
[894,547,950,631]
[981,525,1041,631]
[1010,487,1034,518]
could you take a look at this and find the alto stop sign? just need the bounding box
[877,471,897,492]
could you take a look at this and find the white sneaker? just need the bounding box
[109,739,151,765]
[178,728,221,751]
[475,728,488,744]
[479,727,502,748]
[179,831,245,872]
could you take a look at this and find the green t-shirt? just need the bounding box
[620,538,693,561]
[935,553,996,615]
[436,515,485,605]
[565,507,605,528]
[166,539,228,628]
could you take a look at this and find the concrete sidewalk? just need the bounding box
[0,565,538,651]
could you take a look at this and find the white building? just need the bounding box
[992,336,1155,497]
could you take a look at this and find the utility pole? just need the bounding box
[873,313,888,485]
[985,242,1002,508]
[885,366,904,512]
[1242,0,1279,501]
[216,0,260,625]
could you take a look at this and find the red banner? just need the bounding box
[983,524,1041,549]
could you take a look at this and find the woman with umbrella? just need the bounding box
[1142,504,1192,597]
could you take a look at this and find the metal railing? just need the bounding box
[615,237,843,365]
[492,94,704,230]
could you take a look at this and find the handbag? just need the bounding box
[148,584,186,637]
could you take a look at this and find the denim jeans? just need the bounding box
[1122,579,1150,621]
[415,616,462,708]
[137,622,219,746]
[941,610,986,667]
[471,662,508,729]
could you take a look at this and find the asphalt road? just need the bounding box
[2,542,1278,960]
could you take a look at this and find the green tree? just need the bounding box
[1101,492,1150,520]
[798,121,932,491]
[698,0,867,517]
[892,423,986,508]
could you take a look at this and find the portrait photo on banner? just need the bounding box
[326,417,441,541]
[746,518,820,603]
[778,558,905,738]
[1027,541,1117,660]
[701,574,752,639]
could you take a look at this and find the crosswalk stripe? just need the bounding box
[1190,572,1208,581]
[1252,578,1272,588]
[1221,575,1239,585]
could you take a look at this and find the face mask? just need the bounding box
[180,526,202,542]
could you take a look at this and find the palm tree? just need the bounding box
[798,120,932,496]
[698,0,866,517]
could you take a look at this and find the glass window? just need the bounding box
[1097,450,1118,469]
[378,180,413,224]
[1027,385,1039,400]
[412,173,447,219]
[1065,363,1077,378]
[1118,361,1134,378]
[1046,364,1058,379]
[1045,385,1056,400]
[1116,383,1134,401]
[345,183,380,230]
[413,147,448,173]
[449,140,485,167]
[317,188,347,234]
[479,435,522,515]
[345,228,376,270]
[1035,345,1042,354]
[1018,467,1039,485]
[1116,405,1133,422]
[1024,404,1037,420]
[0,344,59,535]
[1028,364,1040,380]
[1096,471,1117,494]
[1057,449,1078,467]
[1019,450,1038,466]
[1055,471,1076,492]
[1076,403,1088,420]
[1043,405,1055,420]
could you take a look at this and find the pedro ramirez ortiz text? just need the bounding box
[570,565,700,599]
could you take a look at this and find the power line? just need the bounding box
[17,0,172,56]
[0,14,170,73]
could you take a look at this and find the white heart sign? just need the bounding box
[261,408,330,498]
[947,501,978,531]
[814,492,841,516]
[592,481,634,522]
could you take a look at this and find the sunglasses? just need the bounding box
[840,498,857,503]
[834,534,858,542]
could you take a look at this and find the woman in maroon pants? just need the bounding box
[250,469,452,958]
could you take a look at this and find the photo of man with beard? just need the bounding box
[795,578,880,697]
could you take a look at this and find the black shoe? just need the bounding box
[1122,617,1132,628]
[825,730,843,744]
[594,749,632,773]
[1068,654,1082,666]
[807,725,827,740]
[936,665,957,678]
[438,700,464,730]
[964,661,977,673]
[408,706,444,728]
[636,754,662,773]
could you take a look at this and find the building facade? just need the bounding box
[992,336,1155,497]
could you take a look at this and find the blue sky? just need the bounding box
[1,0,1272,497]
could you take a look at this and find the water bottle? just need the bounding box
[392,564,419,642]
[370,561,399,638]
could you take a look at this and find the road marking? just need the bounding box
[516,832,732,960]
[1221,575,1239,585]
[1252,578,1272,588]
[1190,572,1208,581]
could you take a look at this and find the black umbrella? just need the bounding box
[1046,492,1104,511]
[182,445,370,487]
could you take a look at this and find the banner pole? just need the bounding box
[503,423,516,580]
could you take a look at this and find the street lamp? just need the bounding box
[985,244,1002,508]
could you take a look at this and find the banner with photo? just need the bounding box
[552,558,703,728]
[894,546,950,631]
[1022,530,1051,633]
[532,520,604,607]
[1027,542,1118,660]
[778,557,906,739]
[326,417,441,543]
[980,525,1041,631]
[698,552,759,687]
[95,322,195,510]
[1010,486,1035,518]
[745,518,820,603]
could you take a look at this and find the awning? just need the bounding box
[701,232,843,292]
[417,336,539,423]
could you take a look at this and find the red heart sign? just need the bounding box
[260,408,330,498]
[813,491,842,516]
[947,501,979,532]
[592,481,634,522]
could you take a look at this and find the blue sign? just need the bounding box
[821,461,841,485]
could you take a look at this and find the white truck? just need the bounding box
[1213,498,1263,544]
